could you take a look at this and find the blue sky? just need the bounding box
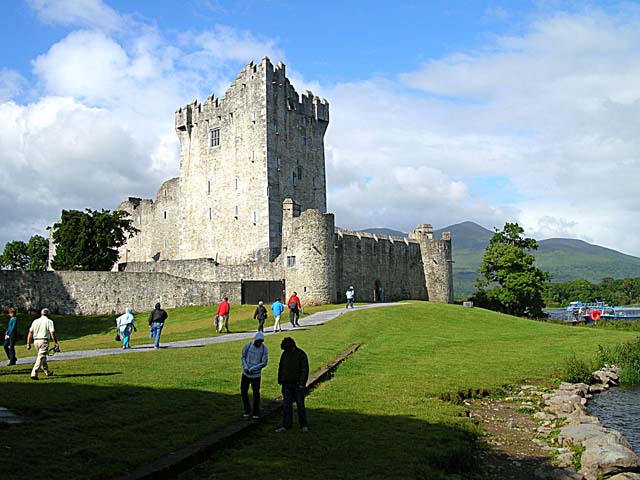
[2,0,640,257]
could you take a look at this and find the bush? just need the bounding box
[596,338,640,385]
[564,353,596,384]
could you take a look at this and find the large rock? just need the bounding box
[580,442,640,479]
[608,474,640,480]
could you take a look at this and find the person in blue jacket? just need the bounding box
[4,307,18,366]
[271,297,285,332]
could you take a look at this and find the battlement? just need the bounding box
[174,58,329,131]
[336,229,416,245]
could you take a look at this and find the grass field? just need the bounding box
[0,302,636,479]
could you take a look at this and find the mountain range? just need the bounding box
[361,222,640,297]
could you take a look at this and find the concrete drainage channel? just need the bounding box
[115,343,362,480]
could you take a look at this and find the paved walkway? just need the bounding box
[12,302,403,365]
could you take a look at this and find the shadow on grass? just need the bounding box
[0,380,556,480]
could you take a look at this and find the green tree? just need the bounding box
[51,209,138,271]
[1,240,30,270]
[473,222,550,318]
[27,235,49,271]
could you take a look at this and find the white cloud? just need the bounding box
[320,8,640,255]
[28,0,124,32]
[0,69,27,102]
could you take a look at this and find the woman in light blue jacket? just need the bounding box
[116,307,137,349]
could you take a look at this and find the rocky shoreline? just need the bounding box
[474,365,640,480]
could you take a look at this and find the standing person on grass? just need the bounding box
[275,337,309,433]
[241,331,268,419]
[216,297,231,333]
[4,307,18,366]
[345,286,355,309]
[287,291,302,328]
[26,308,58,380]
[253,301,268,332]
[271,297,284,332]
[148,303,168,349]
[116,307,137,349]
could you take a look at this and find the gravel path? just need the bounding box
[12,302,404,365]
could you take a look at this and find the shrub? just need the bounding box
[596,337,640,385]
[564,353,595,384]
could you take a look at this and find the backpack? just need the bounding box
[289,302,298,311]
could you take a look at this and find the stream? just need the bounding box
[588,384,640,454]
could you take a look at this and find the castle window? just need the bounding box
[297,165,303,180]
[251,111,256,122]
[207,180,211,194]
[267,186,270,197]
[276,157,281,170]
[299,115,306,126]
[138,236,142,246]
[210,128,220,147]
[274,119,279,134]
[164,189,167,198]
[312,177,316,188]
[229,112,233,121]
[251,150,256,162]
[163,211,167,220]
[209,208,212,221]
[302,137,307,146]
[292,171,297,186]
[235,178,239,190]
[163,239,168,248]
[253,211,257,224]
[286,256,296,267]
[234,205,238,218]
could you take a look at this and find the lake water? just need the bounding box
[588,385,640,454]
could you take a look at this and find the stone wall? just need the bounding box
[409,224,454,303]
[334,230,428,303]
[0,271,238,315]
[123,257,283,283]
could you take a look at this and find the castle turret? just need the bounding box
[281,198,336,304]
[409,224,454,303]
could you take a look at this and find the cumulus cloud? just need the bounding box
[28,0,124,32]
[0,69,27,102]
[320,8,640,255]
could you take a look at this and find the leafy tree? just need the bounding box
[27,235,49,271]
[1,240,30,270]
[472,222,550,318]
[51,209,138,271]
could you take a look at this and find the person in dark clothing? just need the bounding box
[4,307,18,366]
[148,303,168,349]
[275,337,309,432]
[253,301,268,332]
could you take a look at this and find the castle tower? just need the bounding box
[281,198,336,304]
[409,224,454,303]
[174,58,329,263]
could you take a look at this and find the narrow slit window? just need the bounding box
[286,256,296,267]
[209,208,212,221]
[163,211,167,220]
[234,206,239,218]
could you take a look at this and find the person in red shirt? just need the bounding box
[287,292,302,327]
[216,297,231,333]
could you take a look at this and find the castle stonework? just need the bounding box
[0,57,447,317]
[119,58,328,264]
[0,59,452,315]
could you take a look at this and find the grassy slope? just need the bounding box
[0,302,636,479]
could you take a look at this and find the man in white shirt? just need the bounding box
[26,308,59,380]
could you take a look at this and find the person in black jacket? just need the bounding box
[148,303,168,349]
[253,301,268,332]
[275,337,309,432]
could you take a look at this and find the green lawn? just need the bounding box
[0,302,636,479]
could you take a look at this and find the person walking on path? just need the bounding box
[216,297,231,333]
[240,331,268,419]
[26,308,58,380]
[275,337,309,432]
[148,303,168,349]
[4,307,18,366]
[271,297,284,332]
[253,301,268,332]
[116,307,137,349]
[287,292,302,327]
[345,286,355,309]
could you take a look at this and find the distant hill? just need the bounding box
[360,227,407,237]
[434,222,640,297]
[358,222,640,298]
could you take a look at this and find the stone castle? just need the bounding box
[116,58,454,306]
